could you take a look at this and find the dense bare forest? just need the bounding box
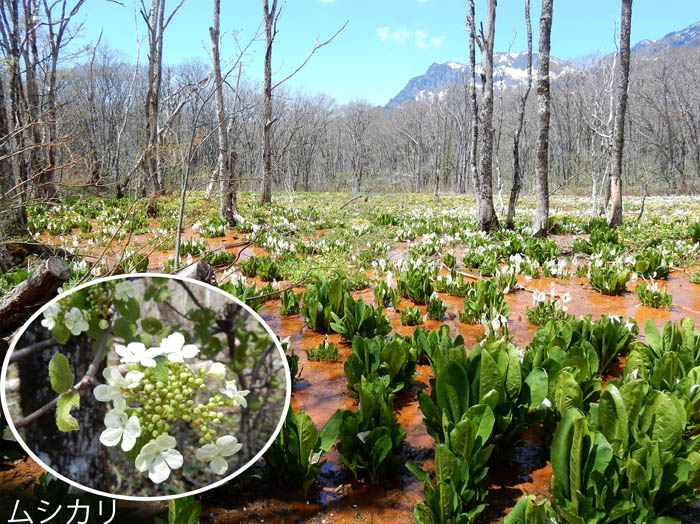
[1,0,699,240]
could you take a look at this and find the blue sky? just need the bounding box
[75,0,700,106]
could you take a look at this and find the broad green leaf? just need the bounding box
[318,410,342,452]
[115,296,140,322]
[434,444,457,519]
[406,461,431,484]
[649,392,683,454]
[551,408,583,497]
[169,496,202,524]
[466,404,495,448]
[554,370,582,416]
[479,348,504,403]
[113,317,136,340]
[505,344,522,400]
[56,391,80,432]
[599,384,628,456]
[173,501,201,524]
[295,410,319,469]
[51,324,70,345]
[49,352,73,394]
[436,361,469,424]
[569,416,589,510]
[141,317,163,335]
[645,318,662,356]
[524,368,548,410]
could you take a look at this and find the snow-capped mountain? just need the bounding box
[386,52,572,108]
[632,21,700,54]
[386,20,700,109]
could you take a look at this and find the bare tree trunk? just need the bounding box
[608,0,633,227]
[0,61,27,248]
[260,0,278,205]
[532,0,553,237]
[142,0,169,216]
[467,0,479,202]
[210,0,236,225]
[506,0,532,229]
[476,0,499,232]
[43,1,87,203]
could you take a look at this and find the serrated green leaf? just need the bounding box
[49,352,73,394]
[150,357,170,384]
[56,391,80,432]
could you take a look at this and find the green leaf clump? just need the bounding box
[332,376,406,483]
[344,334,417,397]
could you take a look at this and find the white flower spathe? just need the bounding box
[135,434,183,484]
[94,367,144,402]
[537,397,553,411]
[309,450,322,465]
[113,281,135,302]
[219,380,249,407]
[357,430,371,443]
[155,332,200,363]
[207,362,227,381]
[195,435,243,475]
[114,342,162,368]
[64,307,90,336]
[100,408,141,451]
[41,303,62,331]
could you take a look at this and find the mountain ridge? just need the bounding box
[386,19,700,108]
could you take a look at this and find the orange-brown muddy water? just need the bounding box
[15,227,700,523]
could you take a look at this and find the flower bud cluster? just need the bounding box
[93,334,249,484]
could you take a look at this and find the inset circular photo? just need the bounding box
[1,274,290,500]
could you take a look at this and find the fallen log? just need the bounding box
[1,241,75,265]
[0,256,70,337]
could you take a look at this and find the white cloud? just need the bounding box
[377,26,443,48]
[319,0,335,2]
[377,26,411,42]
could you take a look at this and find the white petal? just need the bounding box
[166,352,184,363]
[114,344,132,361]
[100,427,123,447]
[161,448,183,470]
[121,431,137,452]
[128,342,147,356]
[135,445,156,472]
[196,444,218,461]
[140,357,158,368]
[155,434,177,450]
[148,456,171,483]
[125,371,144,386]
[94,384,113,402]
[181,345,199,359]
[145,346,164,358]
[215,435,240,456]
[104,410,127,428]
[210,455,228,475]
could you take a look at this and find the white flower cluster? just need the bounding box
[92,333,248,483]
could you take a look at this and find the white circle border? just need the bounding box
[0,272,292,501]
